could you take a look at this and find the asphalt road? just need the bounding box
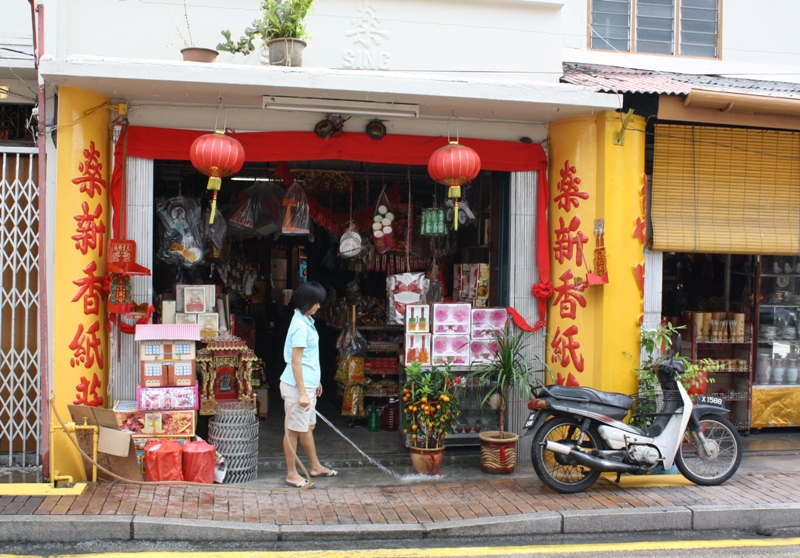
[4,530,800,557]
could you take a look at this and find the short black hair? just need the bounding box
[292,281,326,314]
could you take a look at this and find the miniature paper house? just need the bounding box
[135,324,201,387]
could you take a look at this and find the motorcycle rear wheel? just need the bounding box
[674,414,742,486]
[531,416,604,494]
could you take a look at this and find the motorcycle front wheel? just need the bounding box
[674,414,742,486]
[531,416,604,494]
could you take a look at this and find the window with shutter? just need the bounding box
[590,0,718,58]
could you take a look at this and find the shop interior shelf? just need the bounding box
[696,340,751,345]
[364,368,400,375]
[358,324,406,331]
[366,342,401,352]
[364,390,399,398]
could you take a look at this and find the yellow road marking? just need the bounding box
[0,482,87,496]
[49,537,800,558]
[599,472,693,488]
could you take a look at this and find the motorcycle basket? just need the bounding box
[629,389,684,428]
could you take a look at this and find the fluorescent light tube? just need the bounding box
[262,96,419,118]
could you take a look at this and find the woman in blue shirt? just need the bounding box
[280,281,338,488]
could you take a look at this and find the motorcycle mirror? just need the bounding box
[674,333,682,355]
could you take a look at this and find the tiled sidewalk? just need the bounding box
[5,468,800,526]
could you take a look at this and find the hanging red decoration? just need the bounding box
[190,130,245,224]
[427,141,480,230]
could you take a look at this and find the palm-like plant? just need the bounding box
[468,321,540,438]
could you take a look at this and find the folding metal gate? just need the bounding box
[0,146,40,466]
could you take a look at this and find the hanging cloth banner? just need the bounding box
[122,127,547,172]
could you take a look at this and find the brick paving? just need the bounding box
[5,470,800,526]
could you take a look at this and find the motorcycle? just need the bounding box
[523,335,742,494]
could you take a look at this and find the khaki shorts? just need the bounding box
[280,381,317,433]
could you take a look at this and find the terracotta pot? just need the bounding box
[409,446,444,475]
[267,38,306,66]
[181,47,219,63]
[478,431,519,474]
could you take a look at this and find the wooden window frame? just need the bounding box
[588,0,721,59]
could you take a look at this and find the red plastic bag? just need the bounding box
[182,439,216,484]
[144,439,184,482]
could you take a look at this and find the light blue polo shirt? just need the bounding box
[280,310,321,388]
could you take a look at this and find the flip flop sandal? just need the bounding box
[286,479,314,489]
[311,469,339,477]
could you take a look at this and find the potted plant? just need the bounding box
[217,0,314,66]
[632,322,718,429]
[468,321,539,474]
[177,0,218,62]
[401,361,460,475]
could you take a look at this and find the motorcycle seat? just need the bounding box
[548,385,633,411]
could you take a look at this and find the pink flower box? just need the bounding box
[136,385,199,411]
[431,335,470,366]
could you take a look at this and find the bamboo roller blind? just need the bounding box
[651,124,800,255]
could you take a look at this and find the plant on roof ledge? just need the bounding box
[217,0,314,66]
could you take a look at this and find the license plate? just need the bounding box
[524,412,537,429]
[696,395,724,406]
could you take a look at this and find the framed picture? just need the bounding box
[184,286,207,313]
[175,312,198,324]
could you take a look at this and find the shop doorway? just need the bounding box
[150,158,502,459]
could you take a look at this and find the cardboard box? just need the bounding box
[183,286,208,313]
[405,304,430,333]
[470,307,508,339]
[137,385,199,411]
[431,334,470,366]
[161,299,177,324]
[175,312,198,324]
[256,388,269,419]
[199,312,219,338]
[271,258,288,282]
[68,405,142,482]
[113,401,196,436]
[432,303,471,334]
[405,333,431,366]
[469,339,500,365]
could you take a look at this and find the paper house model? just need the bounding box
[135,324,201,387]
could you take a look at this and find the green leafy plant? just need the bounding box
[218,0,315,55]
[467,321,544,438]
[632,322,718,428]
[401,362,460,449]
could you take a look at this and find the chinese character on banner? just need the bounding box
[554,160,589,213]
[72,201,106,256]
[69,321,104,369]
[73,373,104,407]
[550,325,585,373]
[553,269,587,320]
[71,141,106,198]
[553,215,589,266]
[72,261,105,315]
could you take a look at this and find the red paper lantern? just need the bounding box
[427,141,480,230]
[190,130,245,223]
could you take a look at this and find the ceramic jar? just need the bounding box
[756,354,771,384]
[788,358,799,384]
[773,358,787,384]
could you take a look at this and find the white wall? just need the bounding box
[0,0,37,104]
[58,0,564,81]
[562,0,800,81]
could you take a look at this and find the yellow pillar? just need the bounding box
[547,110,645,396]
[51,86,112,481]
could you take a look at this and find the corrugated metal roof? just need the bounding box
[134,324,201,341]
[562,64,691,95]
[562,63,800,99]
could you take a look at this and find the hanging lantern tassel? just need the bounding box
[448,185,462,230]
[427,141,480,233]
[189,130,246,225]
[207,176,222,224]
